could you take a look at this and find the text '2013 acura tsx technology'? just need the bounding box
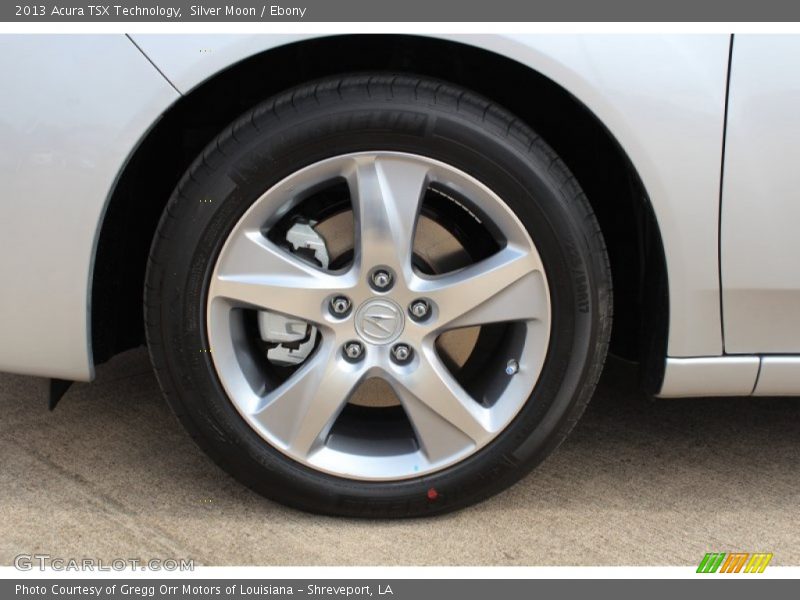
[1,34,799,517]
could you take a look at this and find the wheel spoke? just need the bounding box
[250,342,360,457]
[209,230,351,323]
[417,246,546,330]
[391,350,493,462]
[347,155,430,276]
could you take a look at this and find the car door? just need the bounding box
[721,35,800,393]
[722,35,800,353]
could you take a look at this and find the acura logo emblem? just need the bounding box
[354,299,405,345]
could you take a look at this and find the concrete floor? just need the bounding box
[1,348,799,566]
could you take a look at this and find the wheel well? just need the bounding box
[92,34,668,389]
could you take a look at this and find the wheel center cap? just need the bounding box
[354,298,405,345]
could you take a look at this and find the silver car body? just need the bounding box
[0,33,798,396]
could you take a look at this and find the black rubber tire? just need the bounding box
[145,74,612,518]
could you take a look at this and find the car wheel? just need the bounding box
[145,74,612,517]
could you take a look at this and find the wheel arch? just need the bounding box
[92,34,669,390]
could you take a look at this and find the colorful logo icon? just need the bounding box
[697,552,773,573]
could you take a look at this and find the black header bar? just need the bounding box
[5,0,800,22]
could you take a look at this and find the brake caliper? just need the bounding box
[258,222,329,366]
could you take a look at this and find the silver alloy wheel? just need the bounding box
[206,152,551,481]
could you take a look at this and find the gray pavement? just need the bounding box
[1,348,799,566]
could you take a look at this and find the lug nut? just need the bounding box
[391,343,413,364]
[329,295,352,316]
[370,269,393,291]
[343,341,365,362]
[409,299,431,321]
[505,359,519,375]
